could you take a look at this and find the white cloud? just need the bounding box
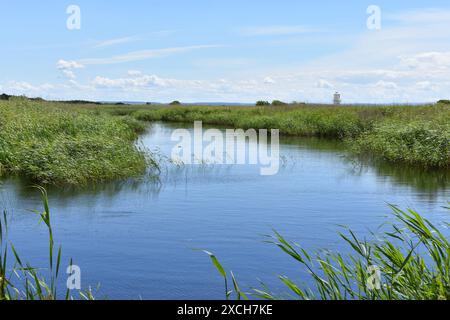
[248,8,450,102]
[88,72,284,102]
[127,70,143,76]
[56,59,84,80]
[415,81,437,91]
[192,58,252,68]
[399,51,450,70]
[240,25,315,36]
[92,74,170,89]
[316,79,334,89]
[61,70,76,80]
[8,81,40,91]
[387,8,450,24]
[79,45,222,65]
[374,80,398,90]
[264,77,275,84]
[93,31,176,49]
[94,36,139,48]
[56,59,84,70]
[4,81,55,96]
[5,8,450,103]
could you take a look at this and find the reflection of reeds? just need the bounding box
[129,103,449,168]
[348,156,450,197]
[2,188,448,300]
[204,204,450,300]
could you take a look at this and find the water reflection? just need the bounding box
[0,122,448,300]
[1,122,448,203]
[281,135,449,196]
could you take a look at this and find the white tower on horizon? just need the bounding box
[333,92,341,105]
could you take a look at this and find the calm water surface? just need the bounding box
[1,122,449,299]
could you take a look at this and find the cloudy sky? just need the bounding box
[1,0,450,103]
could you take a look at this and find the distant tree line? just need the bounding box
[0,93,45,102]
[1,92,449,107]
[256,100,289,106]
[256,99,450,107]
[0,93,12,100]
[63,100,102,105]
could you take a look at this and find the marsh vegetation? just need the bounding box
[129,103,450,168]
[2,98,446,186]
[205,204,450,300]
[0,98,448,300]
[0,98,150,185]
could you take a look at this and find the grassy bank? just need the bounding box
[1,99,448,184]
[0,98,149,185]
[127,103,450,168]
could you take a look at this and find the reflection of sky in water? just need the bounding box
[0,122,449,299]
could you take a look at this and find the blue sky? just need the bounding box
[1,0,450,103]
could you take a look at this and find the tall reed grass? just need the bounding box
[0,98,150,185]
[0,187,94,300]
[204,205,450,300]
[36,101,450,168]
[130,103,450,168]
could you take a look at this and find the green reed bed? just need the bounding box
[131,103,450,168]
[356,121,450,168]
[134,105,368,138]
[0,98,149,185]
